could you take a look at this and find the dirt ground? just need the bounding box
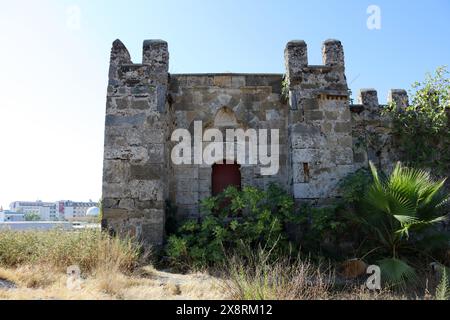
[0,265,227,300]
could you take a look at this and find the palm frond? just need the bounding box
[378,258,417,286]
[436,268,450,300]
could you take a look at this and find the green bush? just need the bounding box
[294,170,372,259]
[339,168,373,206]
[384,66,450,175]
[24,212,40,221]
[166,184,296,269]
[296,203,362,260]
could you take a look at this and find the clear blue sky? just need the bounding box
[0,0,449,208]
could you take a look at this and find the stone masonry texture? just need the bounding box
[102,39,408,247]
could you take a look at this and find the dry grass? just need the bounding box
[0,265,225,300]
[224,255,333,300]
[0,229,140,273]
[0,229,224,300]
[0,262,433,300]
[0,230,441,300]
[221,247,433,300]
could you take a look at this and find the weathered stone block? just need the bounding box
[334,122,351,133]
[103,183,131,199]
[130,163,164,180]
[103,208,128,220]
[324,111,338,120]
[103,160,130,183]
[105,113,147,127]
[231,76,245,88]
[353,152,367,163]
[334,148,354,165]
[147,144,165,163]
[214,75,232,87]
[199,179,211,193]
[142,39,169,73]
[303,98,319,110]
[176,192,198,205]
[176,179,199,193]
[293,183,320,199]
[130,180,164,201]
[304,110,323,121]
[293,149,319,163]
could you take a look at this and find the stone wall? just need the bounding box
[169,74,288,219]
[101,38,409,247]
[350,89,408,173]
[285,40,355,200]
[102,40,170,246]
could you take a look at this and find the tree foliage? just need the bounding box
[24,212,40,221]
[385,66,450,174]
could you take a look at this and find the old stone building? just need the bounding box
[102,39,408,246]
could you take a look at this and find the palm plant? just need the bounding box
[360,162,449,285]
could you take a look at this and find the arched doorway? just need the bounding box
[212,162,241,196]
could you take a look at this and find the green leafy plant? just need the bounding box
[281,76,289,104]
[24,212,40,221]
[295,171,373,259]
[384,66,450,175]
[165,184,296,269]
[339,168,373,206]
[360,162,450,285]
[377,258,417,286]
[436,267,450,300]
[297,205,346,257]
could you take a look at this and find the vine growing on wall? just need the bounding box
[383,66,450,175]
[281,75,289,104]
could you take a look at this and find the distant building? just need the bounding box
[86,206,100,217]
[56,200,98,220]
[10,201,57,220]
[0,210,25,222]
[9,200,98,221]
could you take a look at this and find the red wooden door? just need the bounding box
[212,163,241,196]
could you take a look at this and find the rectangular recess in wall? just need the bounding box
[303,163,310,183]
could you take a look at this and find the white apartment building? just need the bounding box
[57,200,98,220]
[10,201,58,220]
[9,200,98,221]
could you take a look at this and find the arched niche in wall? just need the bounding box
[213,106,239,128]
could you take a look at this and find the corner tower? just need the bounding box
[102,39,170,246]
[285,39,354,200]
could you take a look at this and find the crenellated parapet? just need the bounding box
[108,40,132,82]
[388,89,409,110]
[285,39,347,96]
[351,88,409,171]
[322,39,345,70]
[284,40,308,84]
[285,39,352,200]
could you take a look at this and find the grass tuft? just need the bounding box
[0,229,140,274]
